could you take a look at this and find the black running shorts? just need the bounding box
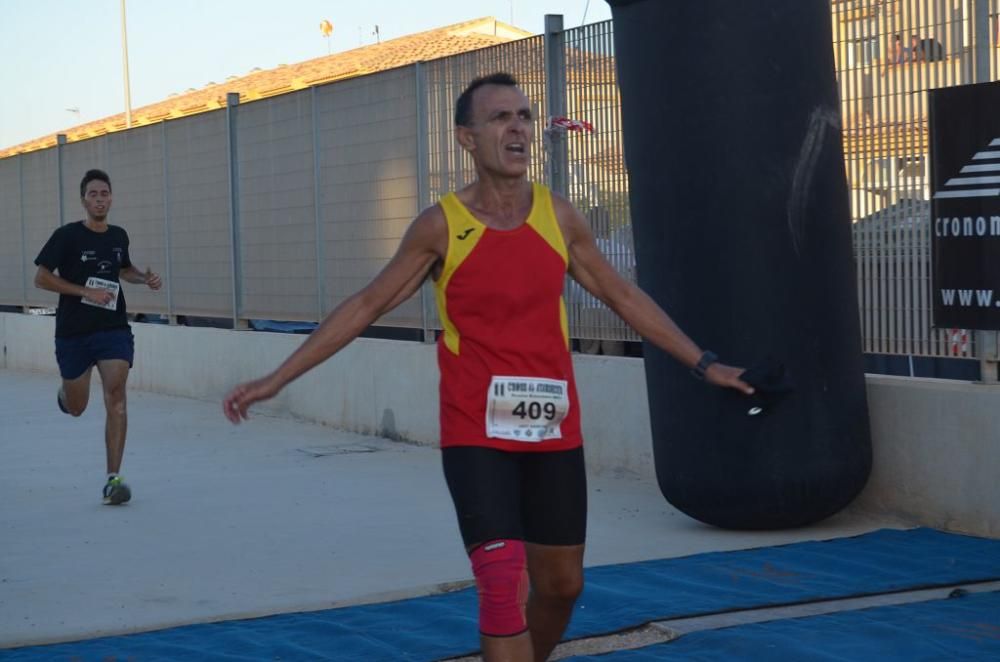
[55,327,134,380]
[441,446,587,548]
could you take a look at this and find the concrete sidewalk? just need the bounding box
[0,368,901,650]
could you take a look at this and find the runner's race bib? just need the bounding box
[486,376,570,442]
[81,277,120,311]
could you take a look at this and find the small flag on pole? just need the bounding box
[547,116,595,134]
[320,20,333,37]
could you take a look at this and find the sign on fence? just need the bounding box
[930,81,1000,330]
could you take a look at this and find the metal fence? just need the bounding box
[4,7,999,358]
[833,0,1000,360]
[0,18,633,345]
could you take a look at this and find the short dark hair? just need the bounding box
[454,72,519,127]
[80,169,111,197]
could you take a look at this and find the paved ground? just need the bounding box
[0,368,903,651]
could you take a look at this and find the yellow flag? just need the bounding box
[320,20,333,37]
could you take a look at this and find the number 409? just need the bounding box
[512,401,557,420]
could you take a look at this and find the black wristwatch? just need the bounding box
[691,350,718,380]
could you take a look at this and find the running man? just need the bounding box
[34,169,162,505]
[223,73,752,661]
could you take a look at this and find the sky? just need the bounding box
[0,1,612,150]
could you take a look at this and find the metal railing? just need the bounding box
[0,18,634,347]
[4,6,998,361]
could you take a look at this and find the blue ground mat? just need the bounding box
[567,590,1000,661]
[4,528,999,661]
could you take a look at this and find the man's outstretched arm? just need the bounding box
[558,197,752,394]
[223,208,445,422]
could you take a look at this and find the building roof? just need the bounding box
[1,17,532,159]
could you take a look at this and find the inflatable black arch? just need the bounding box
[605,0,872,528]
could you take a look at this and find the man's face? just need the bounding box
[81,180,112,221]
[457,84,534,178]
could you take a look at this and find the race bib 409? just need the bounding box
[485,376,570,442]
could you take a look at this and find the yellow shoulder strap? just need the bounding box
[434,193,486,354]
[526,183,569,265]
[526,183,571,348]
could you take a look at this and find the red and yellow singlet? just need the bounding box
[434,183,582,452]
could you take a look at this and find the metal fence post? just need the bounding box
[544,14,569,198]
[979,332,1000,383]
[972,0,992,84]
[161,121,175,323]
[225,92,246,329]
[18,155,28,311]
[415,62,435,344]
[56,134,67,227]
[311,86,327,323]
[972,0,998,382]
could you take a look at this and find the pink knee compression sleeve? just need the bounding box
[470,539,530,637]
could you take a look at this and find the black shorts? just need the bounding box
[441,446,587,548]
[55,328,134,380]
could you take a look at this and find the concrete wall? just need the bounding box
[855,375,1000,538]
[0,313,655,480]
[3,312,997,537]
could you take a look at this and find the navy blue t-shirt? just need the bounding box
[35,221,133,338]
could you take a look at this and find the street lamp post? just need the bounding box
[120,0,133,128]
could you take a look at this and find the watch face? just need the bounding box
[697,351,717,373]
[691,351,716,380]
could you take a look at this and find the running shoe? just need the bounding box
[102,476,132,505]
[57,390,69,415]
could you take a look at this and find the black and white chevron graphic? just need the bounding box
[933,138,1000,199]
